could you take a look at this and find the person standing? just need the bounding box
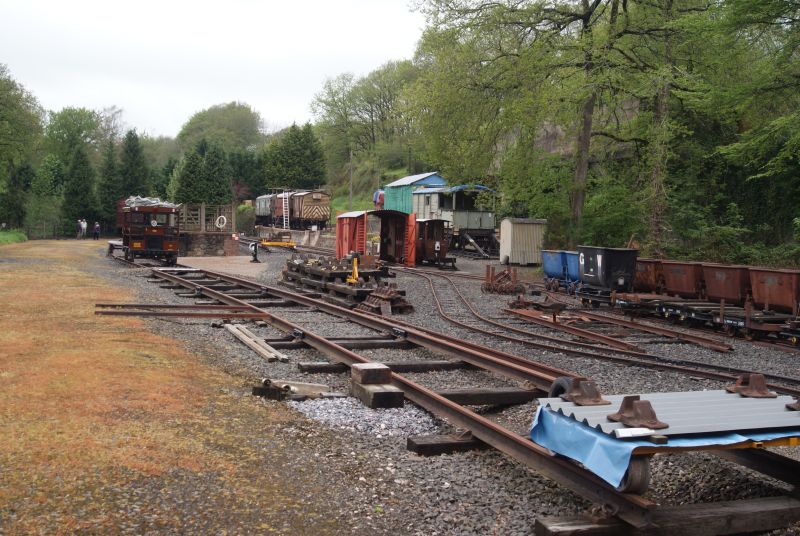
[92,222,101,240]
[76,220,82,239]
[80,219,87,239]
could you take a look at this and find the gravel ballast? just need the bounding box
[92,247,800,535]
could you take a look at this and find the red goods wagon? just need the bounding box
[702,264,751,305]
[335,211,368,259]
[662,261,704,298]
[748,268,800,314]
[634,259,664,293]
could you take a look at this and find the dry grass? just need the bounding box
[0,241,328,534]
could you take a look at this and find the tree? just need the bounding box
[170,140,232,204]
[96,141,121,222]
[262,123,326,190]
[0,64,43,174]
[118,130,149,197]
[177,102,265,154]
[45,107,102,165]
[62,146,97,225]
[31,155,65,196]
[0,163,34,227]
[202,143,233,204]
[171,151,205,203]
[25,155,65,238]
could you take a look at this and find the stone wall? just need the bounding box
[255,226,336,250]
[181,233,243,257]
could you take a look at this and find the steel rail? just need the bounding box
[149,268,657,528]
[155,268,800,396]
[573,310,734,353]
[539,287,800,355]
[389,268,800,395]
[152,269,573,390]
[393,267,654,355]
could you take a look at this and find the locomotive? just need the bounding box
[254,189,331,230]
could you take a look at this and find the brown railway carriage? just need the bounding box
[121,198,180,265]
[290,190,331,230]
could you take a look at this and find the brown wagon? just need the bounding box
[749,267,800,314]
[662,260,704,298]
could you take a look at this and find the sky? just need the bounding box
[0,0,427,137]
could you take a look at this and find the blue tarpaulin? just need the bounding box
[530,406,800,487]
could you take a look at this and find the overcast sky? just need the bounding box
[1,0,426,137]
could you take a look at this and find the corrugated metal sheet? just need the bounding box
[542,390,800,437]
[385,172,445,187]
[384,185,414,213]
[498,218,547,265]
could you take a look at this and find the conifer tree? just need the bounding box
[63,146,96,224]
[118,130,149,196]
[173,151,205,203]
[202,143,233,204]
[96,140,121,222]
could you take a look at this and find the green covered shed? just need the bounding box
[383,172,447,214]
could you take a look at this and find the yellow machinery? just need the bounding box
[346,257,359,284]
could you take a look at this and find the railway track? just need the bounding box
[95,264,800,534]
[392,267,800,396]
[538,287,800,354]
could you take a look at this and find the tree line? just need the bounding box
[0,85,326,236]
[311,0,800,265]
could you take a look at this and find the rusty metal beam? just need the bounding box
[577,310,733,353]
[504,308,643,352]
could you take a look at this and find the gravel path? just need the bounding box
[93,249,800,535]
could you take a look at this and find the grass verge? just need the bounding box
[0,229,27,245]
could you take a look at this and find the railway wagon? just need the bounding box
[415,219,455,268]
[120,196,180,265]
[289,190,331,230]
[335,210,417,266]
[412,184,497,255]
[254,194,275,226]
[542,250,581,292]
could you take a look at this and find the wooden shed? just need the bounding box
[383,172,446,214]
[499,218,547,265]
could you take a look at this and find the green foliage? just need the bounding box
[312,61,421,193]
[150,157,177,199]
[235,204,255,233]
[262,123,326,190]
[96,141,120,223]
[31,155,65,196]
[62,146,97,225]
[177,102,265,154]
[118,130,149,197]
[202,143,233,204]
[171,150,205,203]
[228,150,262,200]
[24,194,63,238]
[45,107,102,164]
[171,140,232,204]
[0,229,27,245]
[0,163,34,228]
[0,65,43,172]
